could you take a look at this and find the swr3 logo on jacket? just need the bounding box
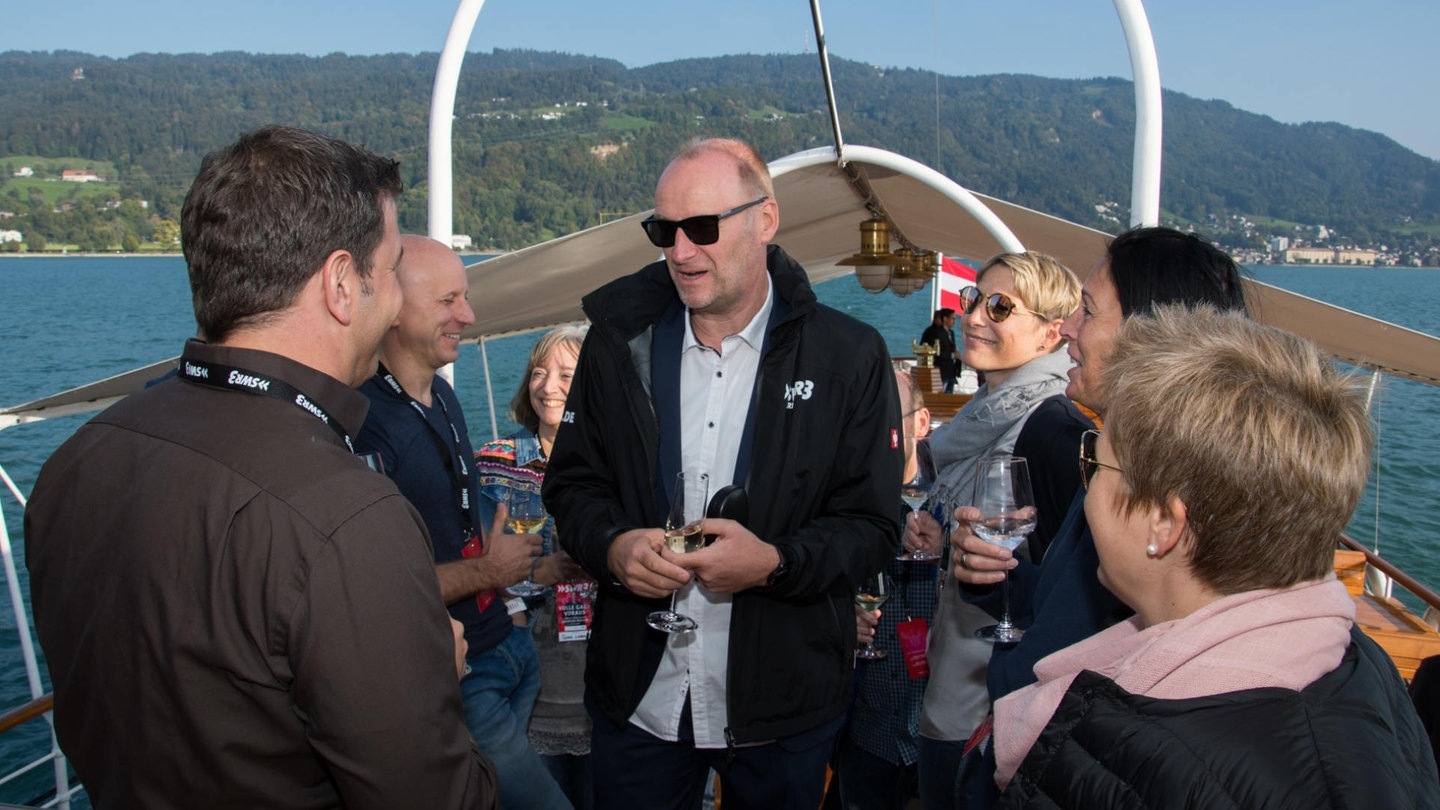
[784,380,814,408]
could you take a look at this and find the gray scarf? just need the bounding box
[927,350,1074,510]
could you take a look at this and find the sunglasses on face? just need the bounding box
[959,285,1044,324]
[640,196,768,248]
[1079,429,1124,491]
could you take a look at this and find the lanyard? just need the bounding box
[177,356,355,453]
[373,364,475,535]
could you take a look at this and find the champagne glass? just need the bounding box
[854,571,893,660]
[973,456,1036,644]
[897,447,940,562]
[505,486,548,598]
[646,472,709,633]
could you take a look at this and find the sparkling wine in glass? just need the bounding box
[854,571,893,660]
[897,447,941,562]
[647,472,709,633]
[505,486,548,598]
[973,455,1036,644]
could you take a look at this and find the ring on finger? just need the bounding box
[960,552,969,569]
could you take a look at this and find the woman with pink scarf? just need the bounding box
[994,306,1437,807]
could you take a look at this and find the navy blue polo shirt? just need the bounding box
[356,374,510,654]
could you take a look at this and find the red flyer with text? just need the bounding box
[555,580,596,642]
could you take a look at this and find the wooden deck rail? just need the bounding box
[1339,534,1440,615]
[0,693,52,737]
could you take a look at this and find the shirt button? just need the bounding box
[708,422,715,428]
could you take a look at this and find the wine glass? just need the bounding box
[504,486,548,598]
[854,571,893,660]
[646,471,709,633]
[972,455,1036,644]
[897,448,941,562]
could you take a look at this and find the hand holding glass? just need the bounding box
[646,472,709,633]
[973,456,1036,644]
[897,450,941,561]
[504,487,548,598]
[854,572,893,660]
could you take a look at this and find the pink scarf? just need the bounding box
[993,576,1355,789]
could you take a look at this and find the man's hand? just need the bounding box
[435,504,542,603]
[530,549,588,586]
[855,603,880,646]
[903,509,944,558]
[952,505,1016,586]
[606,528,690,598]
[485,531,543,588]
[450,617,468,680]
[677,518,781,594]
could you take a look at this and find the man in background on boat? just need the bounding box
[920,308,960,392]
[354,234,571,809]
[24,125,497,809]
[544,137,903,809]
[836,367,937,808]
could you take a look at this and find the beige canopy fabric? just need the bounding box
[5,146,1439,428]
[463,149,1440,385]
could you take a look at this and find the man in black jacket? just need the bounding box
[544,137,903,810]
[920,308,959,392]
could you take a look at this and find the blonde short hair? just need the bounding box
[977,251,1081,324]
[1102,305,1372,593]
[510,325,588,434]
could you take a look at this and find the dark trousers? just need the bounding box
[834,733,918,810]
[590,700,843,810]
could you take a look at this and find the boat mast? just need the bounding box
[1113,0,1162,227]
[429,0,489,247]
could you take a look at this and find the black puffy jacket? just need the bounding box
[545,245,903,745]
[1000,627,1440,809]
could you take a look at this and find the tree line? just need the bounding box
[1,48,1436,254]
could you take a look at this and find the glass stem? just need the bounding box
[998,571,1013,630]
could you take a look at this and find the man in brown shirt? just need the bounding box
[24,125,496,809]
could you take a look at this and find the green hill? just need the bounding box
[1,49,1435,256]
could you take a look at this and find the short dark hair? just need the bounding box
[934,308,954,321]
[181,125,402,341]
[1107,227,1247,318]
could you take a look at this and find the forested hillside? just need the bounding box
[1,48,1436,256]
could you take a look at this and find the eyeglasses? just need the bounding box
[1079,429,1124,491]
[959,286,1044,324]
[640,196,768,248]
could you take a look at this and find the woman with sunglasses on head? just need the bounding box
[909,251,1089,810]
[948,226,1248,806]
[994,305,1436,807]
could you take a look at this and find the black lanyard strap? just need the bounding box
[178,357,355,453]
[373,365,475,534]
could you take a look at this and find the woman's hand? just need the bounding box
[952,505,1017,586]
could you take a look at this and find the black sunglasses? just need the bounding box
[640,196,768,248]
[1079,429,1124,491]
[959,286,1044,324]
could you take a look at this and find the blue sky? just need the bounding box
[7,0,1438,162]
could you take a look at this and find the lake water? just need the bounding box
[1,255,1438,803]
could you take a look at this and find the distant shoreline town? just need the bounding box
[0,250,1433,271]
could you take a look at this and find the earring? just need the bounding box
[1145,544,1158,557]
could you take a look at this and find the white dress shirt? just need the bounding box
[631,275,774,748]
